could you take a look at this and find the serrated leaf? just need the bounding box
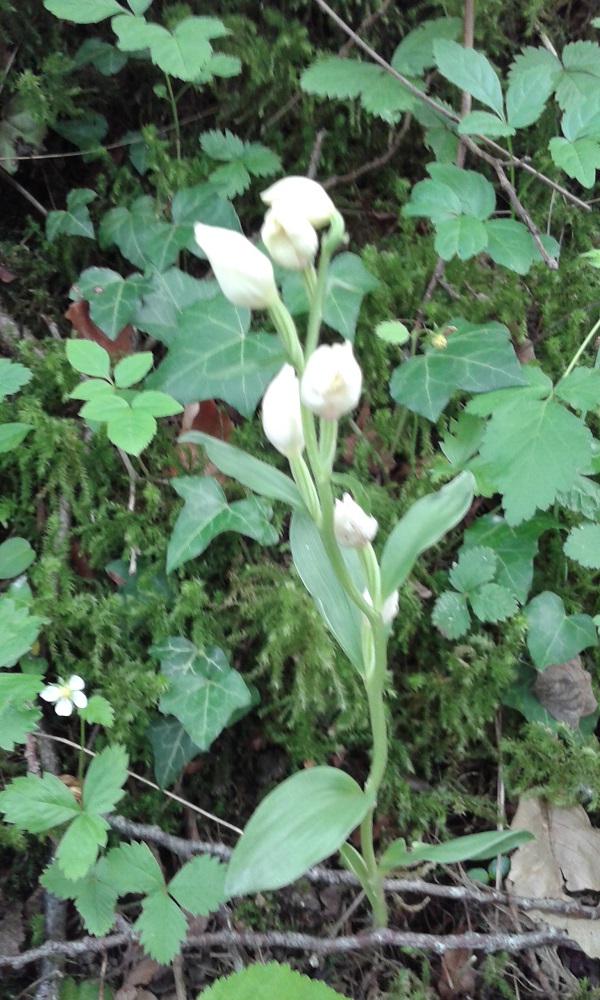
[44,0,124,23]
[0,673,43,749]
[564,524,600,568]
[525,591,597,670]
[561,93,600,142]
[82,744,128,814]
[80,395,129,422]
[301,56,381,102]
[132,391,183,417]
[457,110,515,138]
[432,591,471,639]
[146,295,284,417]
[434,215,488,260]
[200,130,281,195]
[104,841,164,894]
[439,411,486,467]
[449,546,497,592]
[556,475,600,519]
[168,476,277,572]
[506,72,551,128]
[0,423,32,453]
[433,39,504,117]
[135,891,188,964]
[168,855,227,914]
[79,695,114,727]
[72,859,119,935]
[403,179,463,224]
[147,17,227,82]
[485,218,540,275]
[508,46,562,98]
[390,320,525,420]
[391,17,462,75]
[0,538,35,579]
[0,772,80,831]
[549,136,600,187]
[73,37,127,75]
[107,409,156,456]
[56,812,109,880]
[0,597,43,667]
[113,352,153,388]
[66,340,110,379]
[198,961,352,1000]
[462,515,543,603]
[0,359,32,399]
[477,393,593,524]
[157,641,252,750]
[147,715,200,787]
[470,582,518,623]
[225,767,370,897]
[556,41,600,111]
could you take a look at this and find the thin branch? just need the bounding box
[0,925,569,971]
[312,0,591,213]
[0,164,47,217]
[323,117,412,191]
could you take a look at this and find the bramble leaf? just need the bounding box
[66,340,111,380]
[470,583,518,623]
[44,0,124,23]
[391,17,461,75]
[198,962,352,1000]
[433,39,504,117]
[549,136,600,187]
[0,359,32,400]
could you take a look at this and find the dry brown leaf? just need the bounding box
[65,300,134,358]
[533,656,597,728]
[123,957,163,987]
[507,797,600,956]
[437,948,476,998]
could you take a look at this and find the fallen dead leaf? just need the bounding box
[533,656,597,728]
[507,797,600,956]
[0,265,17,283]
[65,300,134,358]
[437,948,477,998]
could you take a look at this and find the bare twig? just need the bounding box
[323,117,411,191]
[308,129,327,180]
[312,0,591,213]
[0,164,47,217]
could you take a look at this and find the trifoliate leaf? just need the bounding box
[113,352,153,388]
[135,891,188,964]
[197,962,352,1000]
[449,546,497,593]
[469,583,518,623]
[391,17,461,75]
[549,136,600,187]
[168,855,227,915]
[104,841,164,894]
[564,523,600,569]
[0,772,80,832]
[462,515,543,603]
[66,339,111,380]
[434,215,488,260]
[556,41,600,111]
[524,591,597,670]
[432,591,470,639]
[82,744,128,815]
[44,0,124,23]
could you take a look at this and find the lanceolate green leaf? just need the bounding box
[167,476,278,572]
[179,431,304,508]
[225,766,370,897]
[380,829,534,871]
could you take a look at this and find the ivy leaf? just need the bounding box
[198,961,352,1000]
[524,591,597,670]
[549,136,600,187]
[449,546,497,592]
[147,294,284,417]
[433,39,504,117]
[168,855,227,915]
[99,197,160,268]
[135,267,216,345]
[0,772,80,832]
[0,360,32,400]
[469,583,518,623]
[44,0,125,22]
[147,715,200,788]
[434,215,488,260]
[46,189,96,242]
[462,515,543,603]
[53,113,107,160]
[154,639,252,751]
[75,268,148,340]
[476,391,593,524]
[391,17,462,75]
[82,744,128,815]
[135,890,188,964]
[390,320,525,421]
[167,476,278,572]
[564,523,600,569]
[432,591,471,639]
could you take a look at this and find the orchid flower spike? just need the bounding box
[363,588,399,626]
[40,675,87,717]
[194,223,279,309]
[334,494,378,548]
[300,341,362,420]
[261,205,318,270]
[261,177,336,229]
[262,364,306,458]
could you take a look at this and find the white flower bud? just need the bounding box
[194,223,279,310]
[262,364,305,458]
[300,341,362,420]
[261,205,318,270]
[363,588,399,626]
[334,493,378,548]
[261,176,336,229]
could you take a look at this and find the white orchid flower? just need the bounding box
[300,341,362,420]
[261,205,318,270]
[194,223,279,309]
[261,176,336,228]
[333,494,378,548]
[262,364,305,458]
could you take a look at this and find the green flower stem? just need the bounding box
[78,716,85,785]
[304,210,346,359]
[268,297,305,372]
[164,74,181,161]
[289,454,322,526]
[319,417,338,473]
[560,314,600,381]
[359,543,382,607]
[301,265,318,302]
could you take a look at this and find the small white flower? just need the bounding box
[261,205,318,270]
[300,341,362,420]
[193,223,279,310]
[334,494,378,548]
[261,177,336,228]
[362,588,399,626]
[40,675,87,717]
[262,364,305,458]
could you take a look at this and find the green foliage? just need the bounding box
[433,546,518,639]
[197,962,351,1000]
[200,129,281,197]
[524,591,597,670]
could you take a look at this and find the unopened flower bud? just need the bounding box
[261,176,336,229]
[194,223,278,310]
[362,588,399,626]
[300,341,362,420]
[334,493,378,548]
[261,206,318,270]
[262,364,305,458]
